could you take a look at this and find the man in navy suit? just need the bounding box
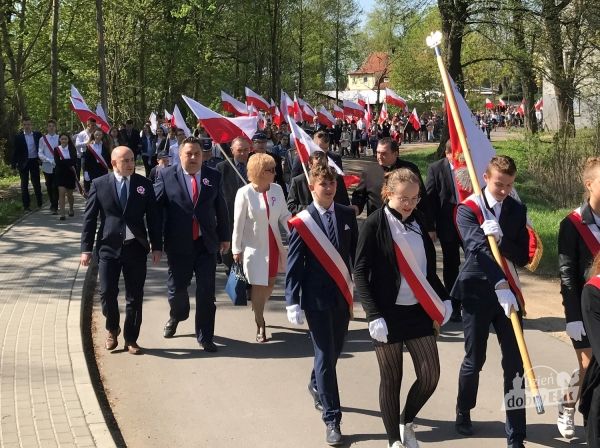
[80,146,162,354]
[286,163,358,446]
[11,117,43,210]
[154,136,230,352]
[452,156,529,448]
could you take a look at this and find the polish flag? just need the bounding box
[517,100,525,116]
[95,103,109,125]
[408,108,421,131]
[182,95,258,144]
[221,91,249,117]
[70,85,110,133]
[245,87,270,112]
[269,99,277,116]
[302,103,316,122]
[332,104,344,120]
[281,90,294,118]
[173,104,192,137]
[317,107,336,128]
[364,103,373,126]
[293,94,304,123]
[485,98,494,110]
[164,110,174,127]
[498,98,506,108]
[343,99,364,119]
[378,103,389,125]
[272,104,282,127]
[149,112,158,134]
[357,94,366,108]
[534,98,543,111]
[385,88,407,110]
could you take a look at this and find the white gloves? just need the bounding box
[83,171,90,182]
[566,321,587,341]
[368,318,388,343]
[442,300,453,325]
[496,288,519,318]
[286,304,305,325]
[481,219,502,242]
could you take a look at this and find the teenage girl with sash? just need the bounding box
[354,168,452,448]
[53,133,78,220]
[557,157,600,438]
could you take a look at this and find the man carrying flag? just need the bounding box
[286,162,358,447]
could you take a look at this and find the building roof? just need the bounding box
[348,52,390,76]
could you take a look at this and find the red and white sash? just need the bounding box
[384,207,445,325]
[567,207,600,256]
[53,146,65,160]
[86,144,110,171]
[288,209,354,315]
[587,275,600,290]
[462,194,525,308]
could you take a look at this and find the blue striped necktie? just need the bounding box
[325,210,338,248]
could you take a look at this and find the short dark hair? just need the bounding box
[314,131,330,143]
[310,163,337,183]
[126,119,134,125]
[47,118,57,125]
[308,151,327,166]
[179,136,202,151]
[378,137,399,153]
[22,116,31,122]
[486,155,517,176]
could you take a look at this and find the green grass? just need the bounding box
[402,138,567,277]
[0,171,26,233]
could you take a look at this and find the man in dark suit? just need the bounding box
[119,119,141,158]
[286,164,358,446]
[11,117,43,211]
[426,140,463,321]
[154,136,230,352]
[352,137,433,230]
[453,156,529,448]
[216,137,250,271]
[251,131,287,197]
[80,146,162,354]
[291,130,343,178]
[287,151,349,215]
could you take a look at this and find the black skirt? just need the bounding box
[379,303,435,344]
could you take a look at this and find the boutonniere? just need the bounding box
[136,186,145,195]
[271,196,276,206]
[202,178,212,187]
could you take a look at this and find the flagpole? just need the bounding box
[427,30,544,415]
[214,142,248,185]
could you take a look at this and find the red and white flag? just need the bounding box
[364,103,372,126]
[302,104,316,122]
[287,116,322,163]
[342,99,364,120]
[95,103,109,125]
[70,85,110,133]
[378,102,389,125]
[534,98,543,111]
[517,100,525,116]
[332,104,344,120]
[485,98,494,110]
[182,95,258,144]
[498,99,506,108]
[408,108,421,131]
[281,90,294,118]
[269,99,278,117]
[245,87,270,112]
[292,94,304,123]
[164,109,174,126]
[356,93,366,108]
[272,103,282,127]
[221,91,249,117]
[385,88,407,110]
[317,106,335,128]
[149,112,158,134]
[173,104,192,137]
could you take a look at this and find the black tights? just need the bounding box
[374,335,440,443]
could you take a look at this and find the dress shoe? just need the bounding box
[201,341,218,352]
[68,209,74,217]
[163,318,178,338]
[124,342,142,355]
[308,384,323,411]
[325,423,343,446]
[105,328,121,350]
[508,444,525,448]
[450,309,462,322]
[455,410,473,436]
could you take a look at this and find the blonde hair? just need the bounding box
[247,153,275,182]
[381,168,420,201]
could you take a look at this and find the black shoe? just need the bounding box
[308,384,323,411]
[163,318,178,338]
[450,309,462,323]
[508,444,525,448]
[325,423,343,446]
[201,341,218,352]
[24,207,31,212]
[455,410,473,436]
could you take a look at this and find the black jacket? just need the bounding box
[559,202,597,323]
[354,206,449,322]
[291,151,344,178]
[12,131,43,169]
[287,172,349,215]
[119,128,141,155]
[580,279,600,424]
[425,157,460,242]
[216,159,247,232]
[81,143,111,181]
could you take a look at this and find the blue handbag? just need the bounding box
[225,262,248,306]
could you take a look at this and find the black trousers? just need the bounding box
[75,157,82,180]
[440,238,461,312]
[19,159,43,209]
[167,237,217,343]
[351,141,360,158]
[306,305,350,425]
[142,155,157,178]
[43,171,59,210]
[98,240,148,343]
[457,297,526,445]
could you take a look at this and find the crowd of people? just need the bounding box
[8,109,600,448]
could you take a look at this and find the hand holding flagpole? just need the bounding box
[427,30,544,415]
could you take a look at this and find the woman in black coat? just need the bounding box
[354,167,452,448]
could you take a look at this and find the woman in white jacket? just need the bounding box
[232,153,291,342]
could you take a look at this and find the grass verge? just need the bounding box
[0,173,26,233]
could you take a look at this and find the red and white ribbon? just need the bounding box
[567,207,600,256]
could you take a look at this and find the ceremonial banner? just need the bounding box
[173,104,192,137]
[70,85,110,133]
[245,87,270,112]
[317,107,335,128]
[384,88,407,110]
[221,91,249,117]
[342,99,364,119]
[408,108,421,131]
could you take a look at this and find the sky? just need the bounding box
[358,0,375,20]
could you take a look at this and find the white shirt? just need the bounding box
[313,201,338,244]
[484,187,502,221]
[113,172,134,241]
[58,145,71,159]
[169,142,180,166]
[75,129,91,157]
[38,134,59,173]
[24,132,36,158]
[394,218,427,306]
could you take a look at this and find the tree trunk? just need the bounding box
[50,0,59,119]
[334,4,340,102]
[95,0,108,112]
[269,0,280,100]
[297,0,304,96]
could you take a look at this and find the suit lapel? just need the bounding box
[307,204,326,235]
[176,165,193,207]
[109,173,122,212]
[443,159,456,201]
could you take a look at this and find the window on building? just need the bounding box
[363,76,368,83]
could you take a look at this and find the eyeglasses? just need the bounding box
[263,168,276,174]
[396,196,421,206]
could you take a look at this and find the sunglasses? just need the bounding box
[263,168,276,174]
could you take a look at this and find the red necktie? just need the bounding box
[191,174,200,240]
